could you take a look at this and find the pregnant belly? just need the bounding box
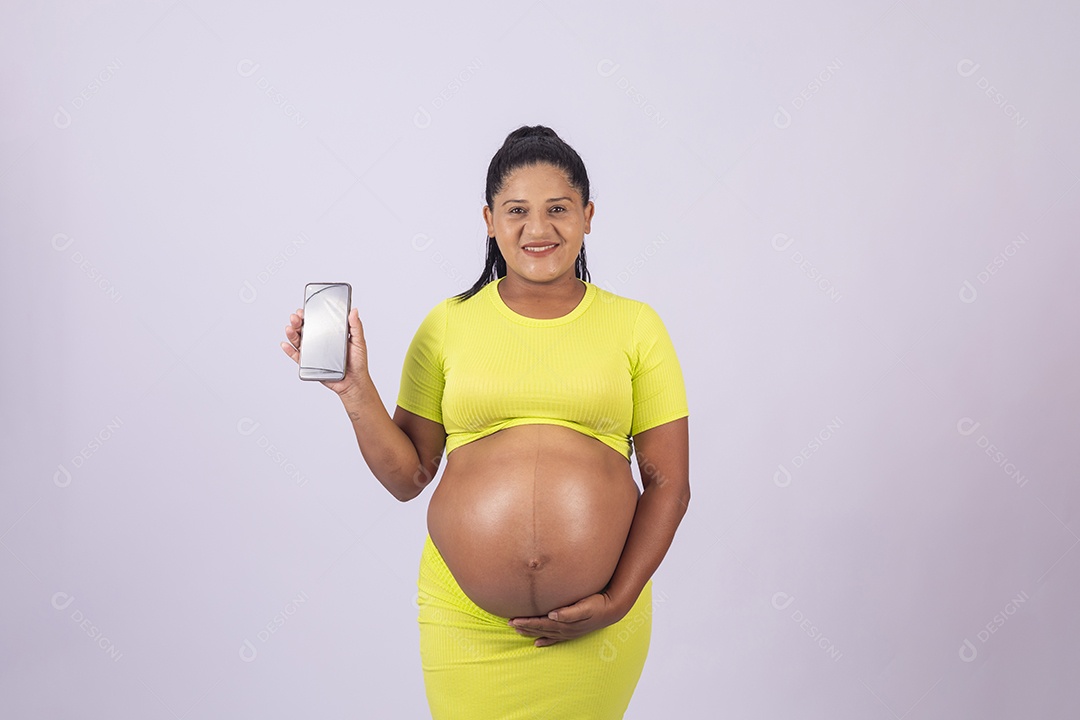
[426,424,640,619]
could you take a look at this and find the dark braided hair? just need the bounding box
[452,125,591,303]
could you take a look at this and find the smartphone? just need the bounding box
[298,282,351,382]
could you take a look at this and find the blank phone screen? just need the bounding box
[299,283,350,381]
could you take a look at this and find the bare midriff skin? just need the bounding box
[427,423,640,620]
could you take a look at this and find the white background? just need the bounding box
[2,1,1078,717]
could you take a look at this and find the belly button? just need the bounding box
[526,556,546,571]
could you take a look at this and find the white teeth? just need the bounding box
[524,245,556,252]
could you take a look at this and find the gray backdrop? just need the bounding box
[3,1,1077,718]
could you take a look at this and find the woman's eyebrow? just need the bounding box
[501,196,573,206]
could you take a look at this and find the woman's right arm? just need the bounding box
[338,377,446,502]
[283,305,445,502]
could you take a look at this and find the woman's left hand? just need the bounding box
[508,591,621,647]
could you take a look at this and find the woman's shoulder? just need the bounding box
[586,282,681,346]
[587,281,657,317]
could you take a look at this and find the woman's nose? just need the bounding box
[524,215,553,237]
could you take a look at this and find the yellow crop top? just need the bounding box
[396,276,689,462]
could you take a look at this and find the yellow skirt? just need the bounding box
[417,533,653,720]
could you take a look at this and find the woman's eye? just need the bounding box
[550,206,565,213]
[509,207,525,214]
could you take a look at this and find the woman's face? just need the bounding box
[483,163,594,286]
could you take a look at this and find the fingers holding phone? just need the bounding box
[280,283,369,396]
[282,307,304,360]
[342,305,369,380]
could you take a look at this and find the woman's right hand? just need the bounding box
[281,306,371,398]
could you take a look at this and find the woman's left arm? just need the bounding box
[508,417,689,646]
[602,415,690,618]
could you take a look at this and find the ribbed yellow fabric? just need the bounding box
[396,276,689,460]
[417,533,653,719]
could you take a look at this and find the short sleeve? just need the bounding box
[396,300,447,424]
[630,303,689,436]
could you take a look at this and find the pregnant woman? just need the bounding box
[281,125,690,719]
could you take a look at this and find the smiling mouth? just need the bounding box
[523,244,558,253]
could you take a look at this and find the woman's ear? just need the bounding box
[482,204,496,237]
[583,200,595,234]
